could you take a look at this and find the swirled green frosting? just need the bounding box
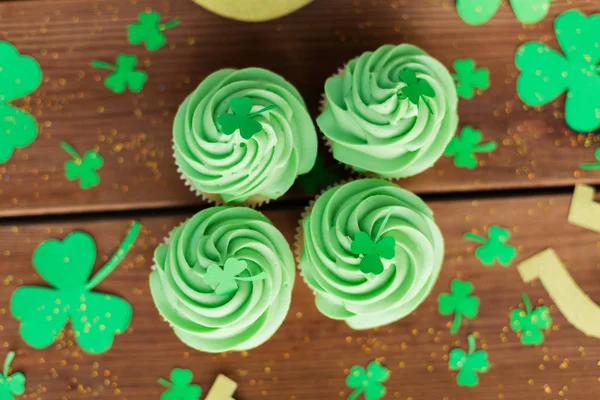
[299,179,444,330]
[150,207,295,352]
[173,68,317,203]
[317,44,459,178]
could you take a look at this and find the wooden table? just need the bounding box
[1,0,600,399]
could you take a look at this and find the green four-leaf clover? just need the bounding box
[217,97,276,140]
[128,11,180,51]
[350,210,395,275]
[444,126,497,169]
[448,334,490,387]
[457,0,554,25]
[346,361,389,400]
[203,258,267,296]
[159,368,202,400]
[464,225,517,267]
[398,68,435,114]
[0,352,25,400]
[510,293,552,345]
[438,279,480,334]
[62,142,103,189]
[451,59,490,99]
[92,54,148,94]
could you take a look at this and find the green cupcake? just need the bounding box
[298,179,444,330]
[174,68,318,205]
[150,207,295,352]
[317,44,459,179]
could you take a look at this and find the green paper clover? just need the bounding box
[515,9,600,132]
[217,97,276,140]
[346,361,389,400]
[510,293,552,346]
[351,232,395,275]
[398,68,435,114]
[438,279,480,335]
[444,126,497,169]
[457,0,554,25]
[448,334,490,387]
[464,225,517,267]
[580,148,600,171]
[62,142,103,189]
[0,41,43,164]
[11,222,140,354]
[451,59,490,99]
[203,258,267,296]
[298,154,341,194]
[0,352,25,400]
[159,368,202,400]
[128,11,180,52]
[92,54,148,94]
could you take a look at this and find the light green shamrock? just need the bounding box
[0,41,43,164]
[0,352,25,400]
[398,68,435,114]
[203,258,267,296]
[464,225,517,267]
[438,279,480,334]
[159,368,202,400]
[515,9,600,132]
[448,334,490,387]
[457,0,554,25]
[350,210,395,275]
[580,148,600,171]
[451,59,490,99]
[346,361,389,400]
[128,11,180,51]
[62,142,103,189]
[92,54,148,93]
[217,97,276,140]
[510,293,552,346]
[444,126,497,169]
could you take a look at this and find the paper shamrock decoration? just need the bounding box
[444,126,497,169]
[510,293,552,345]
[457,0,553,25]
[346,361,389,400]
[438,279,480,334]
[217,97,276,140]
[298,154,341,194]
[516,9,600,132]
[127,11,180,51]
[0,41,43,164]
[448,334,490,387]
[159,368,202,400]
[92,54,148,94]
[203,258,267,296]
[350,211,395,275]
[451,59,490,99]
[11,221,140,354]
[398,68,435,114]
[580,149,600,171]
[61,142,103,189]
[464,225,517,267]
[0,352,25,399]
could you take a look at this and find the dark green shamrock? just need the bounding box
[398,68,435,114]
[444,126,497,169]
[451,59,490,99]
[448,334,490,387]
[0,352,25,400]
[62,142,103,189]
[580,148,600,171]
[438,279,480,334]
[350,211,395,275]
[203,258,267,296]
[217,97,276,140]
[128,11,180,51]
[159,368,202,400]
[298,154,341,194]
[92,54,148,93]
[346,361,389,400]
[510,293,552,346]
[464,225,517,267]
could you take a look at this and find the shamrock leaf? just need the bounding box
[457,0,553,25]
[92,54,148,94]
[510,293,552,345]
[464,225,517,267]
[159,368,202,400]
[298,154,341,194]
[438,279,480,334]
[451,59,490,99]
[0,352,25,399]
[515,9,600,132]
[203,257,267,296]
[0,105,38,164]
[128,11,180,52]
[580,148,600,171]
[444,126,497,169]
[346,361,389,400]
[10,222,141,354]
[62,142,103,189]
[448,334,489,387]
[217,97,276,140]
[398,68,435,114]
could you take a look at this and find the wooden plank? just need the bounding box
[1,0,599,217]
[1,192,600,399]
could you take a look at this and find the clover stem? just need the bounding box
[450,312,462,335]
[347,388,362,400]
[235,271,267,282]
[61,142,81,160]
[467,334,476,355]
[463,232,487,244]
[472,142,498,153]
[579,162,600,171]
[374,209,394,242]
[84,221,141,291]
[422,98,434,115]
[91,60,116,71]
[522,292,533,314]
[248,105,277,118]
[158,378,172,387]
[3,351,14,377]
[159,19,181,30]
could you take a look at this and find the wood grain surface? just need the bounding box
[2,0,600,217]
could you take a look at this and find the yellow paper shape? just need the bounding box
[205,374,238,400]
[518,248,600,339]
[568,184,600,233]
[191,0,313,22]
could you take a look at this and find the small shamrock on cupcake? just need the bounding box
[350,211,395,275]
[398,68,435,114]
[92,54,148,93]
[448,334,490,387]
[217,97,276,140]
[204,258,266,296]
[346,361,389,400]
[510,293,552,345]
[159,368,202,400]
[128,11,180,51]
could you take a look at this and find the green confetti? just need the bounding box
[464,225,517,267]
[217,97,276,140]
[346,361,389,400]
[128,11,180,51]
[510,293,552,346]
[298,155,341,194]
[398,68,435,114]
[457,0,553,25]
[444,126,497,169]
[92,54,148,94]
[580,149,600,170]
[451,59,490,99]
[203,258,267,296]
[0,352,25,400]
[350,211,395,275]
[448,334,490,387]
[62,142,103,189]
[438,279,480,335]
[159,368,202,400]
